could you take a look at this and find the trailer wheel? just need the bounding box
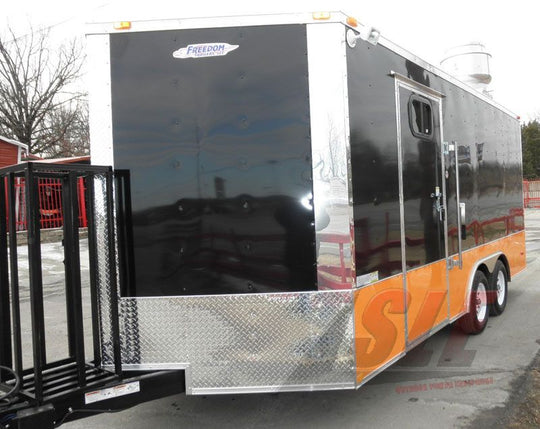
[458,270,489,334]
[489,260,508,316]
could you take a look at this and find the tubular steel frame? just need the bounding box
[0,163,183,428]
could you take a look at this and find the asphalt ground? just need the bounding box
[34,209,540,428]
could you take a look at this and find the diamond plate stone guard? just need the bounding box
[116,291,355,393]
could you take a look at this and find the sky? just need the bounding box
[2,0,540,121]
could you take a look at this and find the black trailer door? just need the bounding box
[109,25,315,297]
[394,76,449,345]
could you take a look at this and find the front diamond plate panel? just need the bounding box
[118,292,355,392]
[93,174,115,364]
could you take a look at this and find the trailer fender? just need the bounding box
[464,252,502,314]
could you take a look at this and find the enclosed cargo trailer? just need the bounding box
[84,11,526,394]
[0,11,526,427]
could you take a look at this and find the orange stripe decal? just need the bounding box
[354,231,526,384]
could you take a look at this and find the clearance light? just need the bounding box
[312,12,331,20]
[114,21,132,30]
[346,16,358,28]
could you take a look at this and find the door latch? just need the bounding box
[431,186,444,222]
[443,141,455,155]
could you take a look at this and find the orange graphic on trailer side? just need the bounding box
[354,231,526,384]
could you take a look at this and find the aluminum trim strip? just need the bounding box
[390,71,446,99]
[394,78,409,346]
[191,382,355,395]
[87,34,114,167]
[115,363,190,370]
[439,97,451,320]
[454,141,464,269]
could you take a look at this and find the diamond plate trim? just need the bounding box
[93,174,118,365]
[118,291,355,391]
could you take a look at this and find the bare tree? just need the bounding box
[0,26,86,156]
[39,99,90,158]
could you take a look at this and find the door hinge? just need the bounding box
[443,141,455,155]
[447,258,462,270]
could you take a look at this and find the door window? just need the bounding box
[409,95,433,139]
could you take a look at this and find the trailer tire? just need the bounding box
[489,260,508,316]
[458,270,489,335]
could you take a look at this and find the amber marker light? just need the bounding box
[312,12,331,20]
[114,21,132,30]
[346,16,358,27]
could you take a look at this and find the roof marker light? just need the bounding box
[114,21,132,30]
[346,16,358,27]
[312,12,331,20]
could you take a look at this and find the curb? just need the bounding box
[10,227,88,245]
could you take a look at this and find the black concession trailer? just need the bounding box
[0,11,525,427]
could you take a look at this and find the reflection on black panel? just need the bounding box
[442,90,524,255]
[347,40,523,279]
[347,44,402,280]
[110,25,315,296]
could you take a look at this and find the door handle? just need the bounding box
[453,141,463,268]
[431,186,444,222]
[460,202,467,240]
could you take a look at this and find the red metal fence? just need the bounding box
[5,177,87,231]
[3,179,539,233]
[523,180,540,208]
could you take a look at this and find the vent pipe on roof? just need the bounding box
[440,42,492,98]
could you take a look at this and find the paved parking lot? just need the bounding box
[53,210,540,428]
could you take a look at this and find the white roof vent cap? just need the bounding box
[440,42,492,97]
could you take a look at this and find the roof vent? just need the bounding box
[440,43,492,97]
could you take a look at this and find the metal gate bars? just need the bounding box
[0,162,121,408]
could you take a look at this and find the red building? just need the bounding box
[1,137,90,230]
[0,136,28,168]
